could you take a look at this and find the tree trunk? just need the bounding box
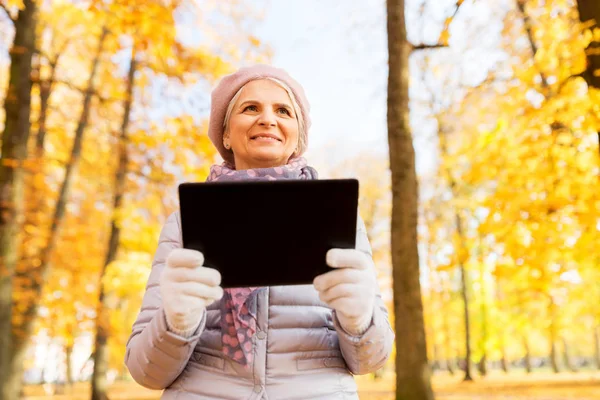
[441,288,455,375]
[437,124,473,381]
[549,302,560,373]
[500,349,509,373]
[17,36,61,349]
[477,252,487,377]
[595,326,600,370]
[434,343,443,372]
[424,243,439,376]
[457,243,473,381]
[523,335,532,373]
[4,27,107,400]
[3,334,30,400]
[495,281,508,374]
[65,343,74,385]
[576,1,600,156]
[477,354,487,377]
[387,0,434,398]
[499,330,509,373]
[577,0,600,88]
[550,339,560,373]
[447,357,456,375]
[562,336,576,372]
[0,2,39,399]
[91,48,136,400]
[33,53,58,158]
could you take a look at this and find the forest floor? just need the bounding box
[21,370,600,399]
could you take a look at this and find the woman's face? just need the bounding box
[224,79,299,170]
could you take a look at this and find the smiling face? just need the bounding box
[223,79,300,170]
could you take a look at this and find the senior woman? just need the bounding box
[125,65,394,400]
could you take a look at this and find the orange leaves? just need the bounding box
[102,253,151,298]
[329,154,392,297]
[418,0,600,363]
[439,22,451,46]
[0,0,271,385]
[248,35,261,47]
[437,0,467,46]
[1,0,25,10]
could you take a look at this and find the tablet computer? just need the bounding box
[178,179,358,288]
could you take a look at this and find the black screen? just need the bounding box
[178,179,358,288]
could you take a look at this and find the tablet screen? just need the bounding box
[178,179,358,288]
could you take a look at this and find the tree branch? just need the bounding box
[411,0,468,52]
[450,0,467,22]
[516,0,550,90]
[48,78,121,105]
[555,72,585,94]
[411,43,447,51]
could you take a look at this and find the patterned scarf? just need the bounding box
[206,157,318,367]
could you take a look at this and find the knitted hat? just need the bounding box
[207,65,311,165]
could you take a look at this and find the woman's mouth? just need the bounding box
[251,134,282,142]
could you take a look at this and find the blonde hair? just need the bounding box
[222,77,307,156]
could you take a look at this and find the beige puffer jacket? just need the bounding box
[125,211,394,400]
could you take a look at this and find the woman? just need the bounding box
[125,65,394,400]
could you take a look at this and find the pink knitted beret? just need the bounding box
[207,64,311,165]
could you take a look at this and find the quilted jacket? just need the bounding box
[125,211,394,399]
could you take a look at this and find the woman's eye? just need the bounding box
[277,108,290,115]
[244,105,258,112]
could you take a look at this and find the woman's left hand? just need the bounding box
[313,248,376,336]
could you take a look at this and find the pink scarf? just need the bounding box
[206,157,318,367]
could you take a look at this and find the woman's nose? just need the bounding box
[258,110,276,127]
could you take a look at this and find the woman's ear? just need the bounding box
[223,134,231,150]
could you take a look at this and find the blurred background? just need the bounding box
[1,0,600,399]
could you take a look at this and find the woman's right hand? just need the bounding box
[160,248,224,337]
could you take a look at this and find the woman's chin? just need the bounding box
[249,149,286,160]
[245,150,290,167]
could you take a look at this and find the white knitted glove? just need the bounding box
[160,249,224,337]
[313,248,377,336]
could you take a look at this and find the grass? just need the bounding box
[21,370,600,399]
